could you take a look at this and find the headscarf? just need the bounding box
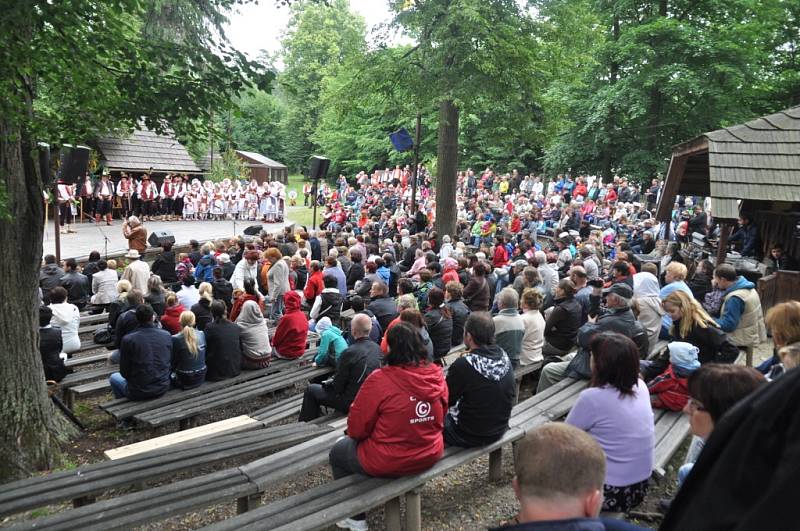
[633,271,661,298]
[668,341,701,373]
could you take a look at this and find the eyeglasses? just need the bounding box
[687,398,706,412]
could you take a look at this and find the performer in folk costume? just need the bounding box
[302,181,312,206]
[258,184,270,222]
[138,174,159,221]
[273,180,286,221]
[288,188,298,207]
[117,173,133,219]
[197,180,211,220]
[183,181,198,220]
[93,171,115,225]
[79,173,95,221]
[211,183,225,220]
[173,174,187,221]
[246,181,259,221]
[56,178,77,234]
[160,174,174,221]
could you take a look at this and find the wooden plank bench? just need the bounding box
[64,352,108,368]
[652,409,691,479]
[79,313,108,326]
[0,423,330,519]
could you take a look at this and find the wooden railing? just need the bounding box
[757,270,800,314]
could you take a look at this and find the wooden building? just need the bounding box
[95,127,202,182]
[234,150,289,184]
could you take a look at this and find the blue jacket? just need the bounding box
[728,223,760,257]
[119,323,173,400]
[490,517,648,531]
[716,276,756,333]
[194,253,216,283]
[314,326,348,366]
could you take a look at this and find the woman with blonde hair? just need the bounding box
[520,288,545,365]
[190,282,215,331]
[171,311,207,389]
[643,290,739,380]
[760,301,800,377]
[145,275,167,316]
[108,278,133,329]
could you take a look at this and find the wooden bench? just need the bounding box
[0,423,330,519]
[652,409,691,479]
[79,313,108,326]
[64,352,108,368]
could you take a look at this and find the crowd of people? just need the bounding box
[50,171,286,234]
[37,165,800,530]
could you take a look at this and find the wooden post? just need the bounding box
[489,448,503,482]
[406,488,423,531]
[716,222,732,266]
[385,496,403,531]
[236,493,262,514]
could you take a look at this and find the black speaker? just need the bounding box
[58,145,91,184]
[309,156,330,181]
[243,224,263,236]
[148,230,175,248]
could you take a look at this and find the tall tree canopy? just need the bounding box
[0,0,269,481]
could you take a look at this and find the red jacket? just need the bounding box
[648,364,690,411]
[493,245,508,268]
[510,217,521,233]
[304,270,324,302]
[160,304,186,334]
[271,291,308,358]
[573,183,587,198]
[349,363,448,477]
[230,293,262,323]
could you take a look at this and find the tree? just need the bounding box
[230,89,286,161]
[388,0,541,238]
[278,0,367,172]
[0,0,269,482]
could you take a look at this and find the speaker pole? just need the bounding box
[312,182,318,230]
[53,179,61,264]
[410,112,421,215]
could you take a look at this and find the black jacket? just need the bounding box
[222,261,235,281]
[204,319,242,381]
[39,264,65,297]
[151,250,177,284]
[446,344,516,447]
[60,271,90,306]
[367,296,398,333]
[309,237,321,261]
[660,365,795,531]
[211,278,233,309]
[119,323,173,400]
[114,308,139,349]
[294,265,308,292]
[446,298,470,346]
[346,262,365,290]
[577,306,649,359]
[190,298,213,331]
[40,326,70,382]
[673,319,739,365]
[544,297,582,352]
[82,260,100,291]
[331,337,382,410]
[425,308,454,360]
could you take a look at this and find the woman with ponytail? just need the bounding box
[171,310,207,389]
[190,282,215,331]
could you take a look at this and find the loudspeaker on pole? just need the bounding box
[309,156,330,181]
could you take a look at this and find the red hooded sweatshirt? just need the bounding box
[160,304,186,334]
[348,362,448,477]
[271,291,308,359]
[303,270,324,302]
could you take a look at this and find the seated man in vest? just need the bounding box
[298,314,382,421]
[495,423,646,530]
[109,304,173,401]
[445,312,516,447]
[309,274,342,332]
[494,287,525,369]
[713,264,766,354]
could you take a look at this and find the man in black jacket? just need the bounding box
[210,267,233,310]
[39,254,65,303]
[109,304,172,400]
[445,281,470,346]
[298,314,381,421]
[444,312,516,447]
[59,258,90,310]
[109,289,144,364]
[204,300,242,381]
[39,306,71,382]
[150,241,178,285]
[367,281,398,335]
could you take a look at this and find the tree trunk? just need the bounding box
[434,99,459,240]
[0,114,76,483]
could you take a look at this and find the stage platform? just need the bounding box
[42,218,290,260]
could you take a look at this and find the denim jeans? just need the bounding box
[329,436,367,521]
[109,372,128,398]
[270,294,284,321]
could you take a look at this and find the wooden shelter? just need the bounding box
[656,105,800,264]
[234,150,289,184]
[95,127,202,179]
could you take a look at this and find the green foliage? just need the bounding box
[230,90,286,160]
[208,149,252,183]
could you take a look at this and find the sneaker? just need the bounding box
[336,518,368,531]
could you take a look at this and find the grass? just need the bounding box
[285,173,324,231]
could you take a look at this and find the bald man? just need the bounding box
[298,314,382,421]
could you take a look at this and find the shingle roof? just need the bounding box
[96,128,202,174]
[235,150,287,169]
[705,106,800,219]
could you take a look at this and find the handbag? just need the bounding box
[565,348,592,380]
[93,325,114,346]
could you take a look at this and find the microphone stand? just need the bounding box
[95,222,111,259]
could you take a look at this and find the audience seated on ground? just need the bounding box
[566,332,655,513]
[494,287,525,369]
[109,304,173,400]
[493,423,647,531]
[329,321,448,531]
[39,305,71,382]
[48,286,81,355]
[236,299,272,370]
[299,314,381,422]
[204,300,242,381]
[170,311,207,389]
[445,312,515,448]
[519,288,545,366]
[424,287,454,363]
[271,291,309,359]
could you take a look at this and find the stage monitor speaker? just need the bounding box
[309,156,330,181]
[243,224,263,236]
[389,127,414,152]
[58,144,91,184]
[148,230,175,248]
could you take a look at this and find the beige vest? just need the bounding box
[722,288,766,347]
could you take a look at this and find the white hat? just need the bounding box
[125,249,140,259]
[218,253,231,264]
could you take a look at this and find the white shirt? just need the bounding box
[520,310,545,365]
[177,285,200,308]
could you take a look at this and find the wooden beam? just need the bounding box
[656,154,689,221]
[716,223,732,266]
[671,136,709,158]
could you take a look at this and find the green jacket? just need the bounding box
[314,325,348,366]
